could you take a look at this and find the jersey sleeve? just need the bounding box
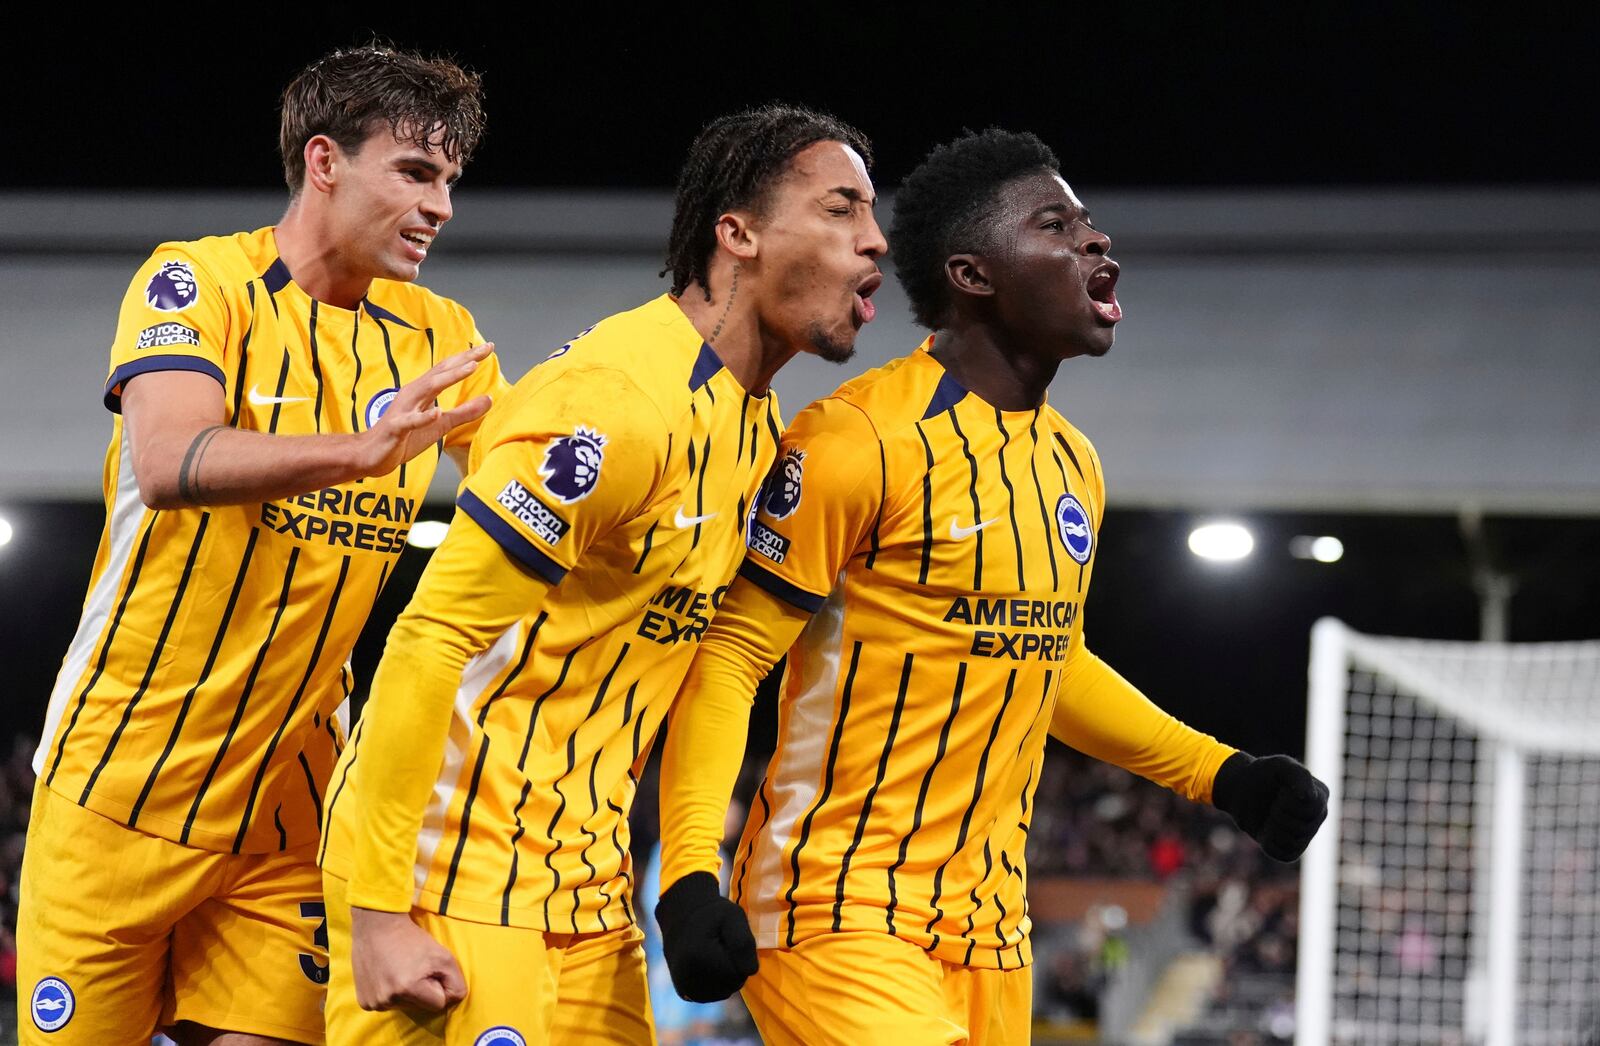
[345,511,555,911]
[455,366,668,586]
[1050,643,1236,804]
[104,247,232,412]
[440,320,510,453]
[738,397,883,613]
[658,578,811,889]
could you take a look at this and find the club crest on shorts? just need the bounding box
[760,448,806,520]
[473,1028,526,1046]
[31,977,75,1032]
[145,259,199,312]
[365,388,399,429]
[539,426,607,503]
[1055,493,1094,564]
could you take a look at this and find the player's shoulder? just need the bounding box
[1042,402,1105,502]
[484,296,704,446]
[524,294,709,412]
[1043,404,1100,466]
[139,227,276,291]
[795,339,947,444]
[364,276,477,337]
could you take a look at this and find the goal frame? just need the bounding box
[1293,617,1600,1046]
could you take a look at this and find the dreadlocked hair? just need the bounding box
[663,104,872,299]
[280,43,486,194]
[890,128,1060,330]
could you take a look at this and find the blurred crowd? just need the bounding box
[1028,745,1301,1038]
[1,736,34,1014]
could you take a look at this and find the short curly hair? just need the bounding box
[663,104,872,299]
[279,44,486,194]
[890,129,1060,329]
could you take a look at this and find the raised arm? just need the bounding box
[1050,643,1327,861]
[120,345,492,509]
[1049,643,1236,803]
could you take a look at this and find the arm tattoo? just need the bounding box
[176,425,227,505]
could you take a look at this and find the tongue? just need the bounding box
[854,292,877,324]
[1091,293,1122,324]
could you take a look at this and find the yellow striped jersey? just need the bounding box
[319,295,781,933]
[732,338,1107,970]
[36,226,504,854]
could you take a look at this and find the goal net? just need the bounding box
[1296,619,1600,1046]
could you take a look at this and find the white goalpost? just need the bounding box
[1297,618,1600,1046]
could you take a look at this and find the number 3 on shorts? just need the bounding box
[299,901,330,985]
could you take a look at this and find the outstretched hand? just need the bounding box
[361,342,496,477]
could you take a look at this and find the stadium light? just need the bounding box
[1188,521,1253,562]
[1290,535,1345,563]
[0,515,12,548]
[406,520,450,549]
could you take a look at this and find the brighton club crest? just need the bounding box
[473,1028,526,1046]
[539,426,607,503]
[365,388,399,429]
[760,449,806,520]
[1055,493,1094,565]
[31,977,75,1032]
[145,260,199,312]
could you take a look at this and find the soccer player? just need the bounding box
[654,129,1330,1042]
[18,46,501,1046]
[315,104,886,1045]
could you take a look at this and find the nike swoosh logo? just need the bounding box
[248,385,309,407]
[674,506,718,528]
[950,516,1000,540]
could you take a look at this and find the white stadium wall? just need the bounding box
[2,188,1598,513]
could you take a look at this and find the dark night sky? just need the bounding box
[18,7,1597,192]
[5,9,1598,757]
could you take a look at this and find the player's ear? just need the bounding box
[303,135,340,195]
[945,254,995,302]
[714,210,760,262]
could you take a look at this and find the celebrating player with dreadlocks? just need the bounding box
[316,104,885,1044]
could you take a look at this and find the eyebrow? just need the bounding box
[1031,202,1092,224]
[395,155,463,185]
[828,186,877,206]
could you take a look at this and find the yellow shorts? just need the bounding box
[15,784,327,1045]
[741,932,1033,1046]
[322,872,654,1046]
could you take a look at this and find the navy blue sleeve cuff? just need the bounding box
[457,490,569,586]
[738,559,827,614]
[103,355,227,412]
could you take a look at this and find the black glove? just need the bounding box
[655,871,759,1003]
[1211,752,1329,862]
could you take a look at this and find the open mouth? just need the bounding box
[400,229,435,260]
[1086,262,1122,324]
[853,271,883,326]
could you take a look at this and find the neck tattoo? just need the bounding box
[709,265,739,344]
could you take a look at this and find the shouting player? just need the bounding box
[18,46,501,1046]
[654,129,1329,1042]
[315,104,886,1044]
